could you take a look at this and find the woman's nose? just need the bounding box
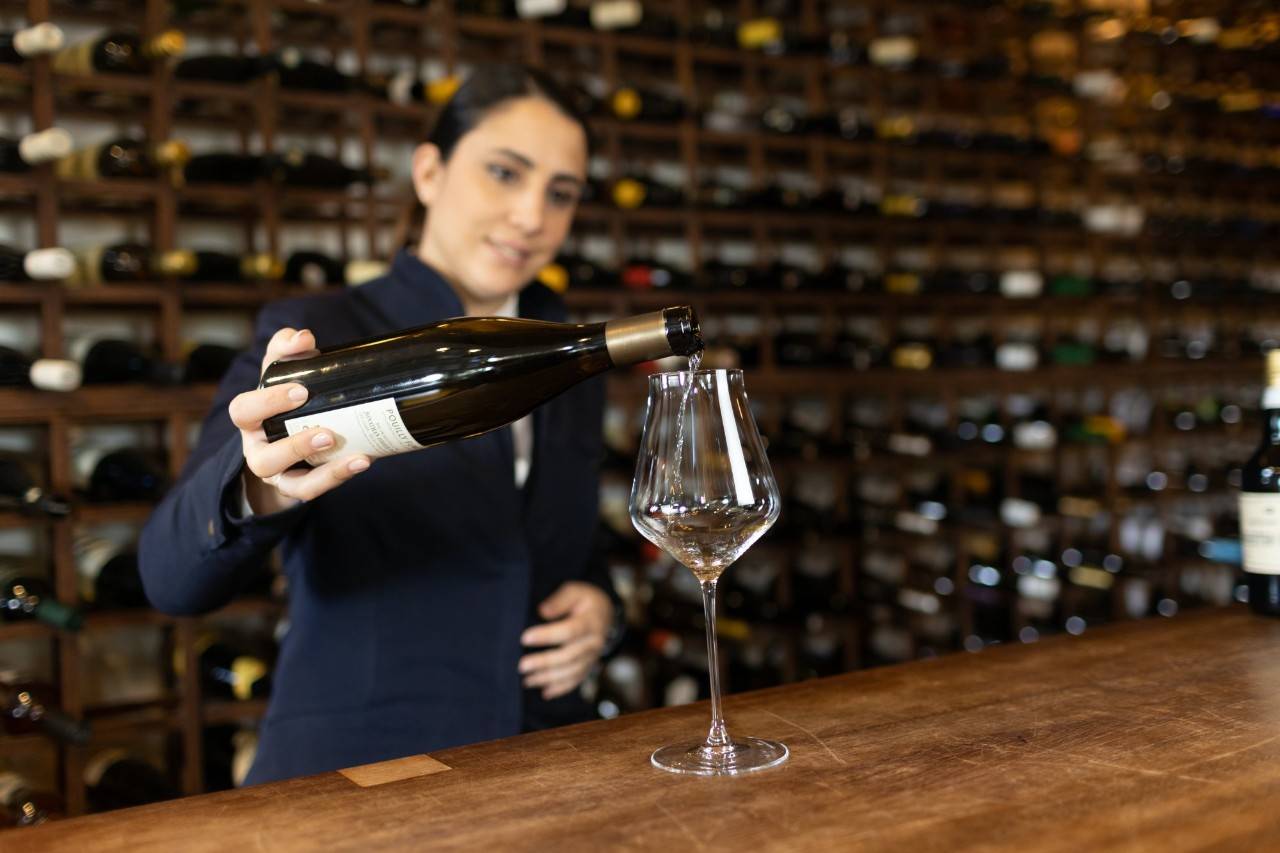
[509,187,545,235]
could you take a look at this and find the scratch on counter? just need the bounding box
[761,710,848,766]
[1171,732,1280,771]
[655,799,706,850]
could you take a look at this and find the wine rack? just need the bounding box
[1,0,1277,820]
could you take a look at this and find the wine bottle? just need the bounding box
[620,261,691,292]
[174,53,274,83]
[183,343,239,384]
[54,138,190,181]
[70,338,180,385]
[200,724,258,791]
[0,23,64,63]
[75,537,148,609]
[83,750,179,812]
[0,246,75,282]
[77,447,170,502]
[178,634,272,701]
[0,570,82,630]
[0,674,89,741]
[1241,350,1280,617]
[156,249,282,282]
[182,152,271,185]
[52,29,185,75]
[0,345,81,391]
[0,456,70,516]
[283,250,345,289]
[265,149,382,188]
[608,86,685,123]
[66,243,199,286]
[274,49,351,93]
[610,175,684,209]
[0,128,74,171]
[364,71,459,106]
[0,772,62,826]
[261,307,701,465]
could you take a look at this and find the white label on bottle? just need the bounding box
[284,398,423,465]
[1240,493,1280,575]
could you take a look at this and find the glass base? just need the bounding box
[651,737,789,776]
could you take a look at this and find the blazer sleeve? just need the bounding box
[138,301,310,616]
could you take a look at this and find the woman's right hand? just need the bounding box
[230,327,371,514]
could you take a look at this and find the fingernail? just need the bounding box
[311,432,332,449]
[292,329,307,342]
[520,631,532,645]
[288,386,307,402]
[348,458,369,473]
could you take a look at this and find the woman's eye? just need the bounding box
[487,163,518,183]
[549,188,579,207]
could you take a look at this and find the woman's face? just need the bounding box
[414,96,588,312]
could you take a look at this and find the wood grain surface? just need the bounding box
[13,607,1280,852]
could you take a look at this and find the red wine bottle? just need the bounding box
[261,307,701,465]
[0,571,82,630]
[83,750,179,812]
[1242,350,1280,616]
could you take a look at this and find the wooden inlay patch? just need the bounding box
[338,754,453,787]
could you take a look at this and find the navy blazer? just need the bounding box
[138,251,611,784]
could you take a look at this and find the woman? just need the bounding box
[139,65,618,785]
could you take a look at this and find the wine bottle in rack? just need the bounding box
[0,569,83,630]
[76,447,170,502]
[178,634,272,701]
[260,307,701,465]
[83,750,179,812]
[265,149,383,188]
[0,771,63,827]
[0,245,75,282]
[610,175,685,209]
[0,456,70,516]
[54,138,190,181]
[542,255,615,290]
[75,537,148,609]
[66,242,199,285]
[620,260,691,292]
[607,86,686,123]
[1241,350,1280,617]
[68,337,180,386]
[283,250,345,289]
[0,344,80,391]
[51,29,185,75]
[0,22,64,63]
[181,152,272,185]
[200,724,259,791]
[1,671,89,742]
[364,71,459,106]
[174,53,275,83]
[0,128,74,171]
[158,249,283,283]
[273,49,351,92]
[182,343,239,384]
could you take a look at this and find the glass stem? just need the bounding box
[701,578,730,749]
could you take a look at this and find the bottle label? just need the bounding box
[1240,493,1280,575]
[284,398,423,465]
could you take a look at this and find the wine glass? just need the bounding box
[630,368,787,775]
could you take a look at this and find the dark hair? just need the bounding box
[427,63,594,161]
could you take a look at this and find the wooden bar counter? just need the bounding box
[15,607,1280,851]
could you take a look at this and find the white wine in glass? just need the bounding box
[630,367,787,775]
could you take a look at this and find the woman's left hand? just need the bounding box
[518,582,614,700]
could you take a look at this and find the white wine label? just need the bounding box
[284,398,423,465]
[1240,493,1280,575]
